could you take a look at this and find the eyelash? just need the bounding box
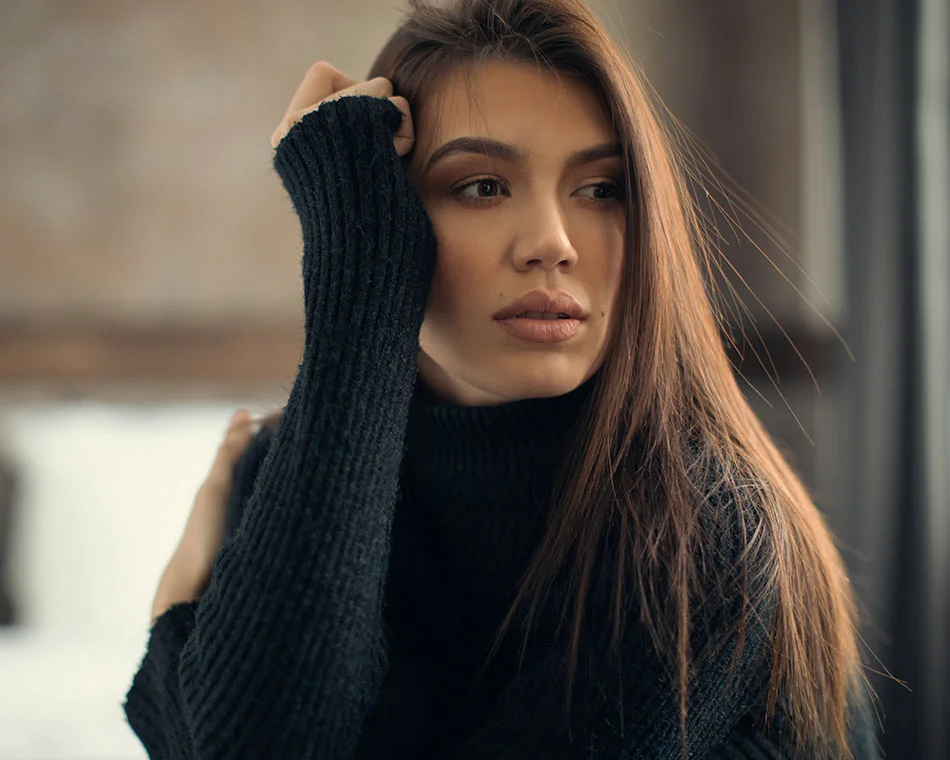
[451,177,625,207]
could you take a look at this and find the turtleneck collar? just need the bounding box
[404,369,600,485]
[393,368,603,678]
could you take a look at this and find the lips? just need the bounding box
[495,315,582,343]
[493,290,587,321]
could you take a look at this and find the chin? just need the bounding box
[417,346,591,404]
[494,369,584,400]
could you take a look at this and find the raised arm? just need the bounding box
[123,94,437,760]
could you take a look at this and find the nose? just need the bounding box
[512,200,579,272]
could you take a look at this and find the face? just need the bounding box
[407,60,626,406]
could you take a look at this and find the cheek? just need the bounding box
[573,220,624,300]
[426,238,491,321]
[607,247,624,299]
[601,224,626,297]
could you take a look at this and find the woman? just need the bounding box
[124,0,882,757]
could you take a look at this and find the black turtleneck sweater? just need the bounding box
[122,95,881,759]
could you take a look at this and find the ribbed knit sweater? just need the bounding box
[122,95,881,759]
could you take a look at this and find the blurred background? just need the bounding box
[0,0,946,758]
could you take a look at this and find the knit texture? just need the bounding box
[122,95,881,759]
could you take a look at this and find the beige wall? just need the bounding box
[1,0,406,324]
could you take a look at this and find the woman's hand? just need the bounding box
[270,61,415,156]
[150,409,259,625]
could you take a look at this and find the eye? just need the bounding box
[452,177,509,206]
[450,177,626,207]
[578,181,625,202]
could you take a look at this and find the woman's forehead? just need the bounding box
[413,61,617,167]
[422,60,604,125]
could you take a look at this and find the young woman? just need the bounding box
[124,0,882,757]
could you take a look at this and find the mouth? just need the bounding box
[506,311,577,320]
[491,290,587,321]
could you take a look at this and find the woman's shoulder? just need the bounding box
[686,455,778,651]
[688,450,771,574]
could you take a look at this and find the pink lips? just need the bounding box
[492,289,587,321]
[495,315,582,343]
[492,289,587,344]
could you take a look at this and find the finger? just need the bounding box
[283,62,358,127]
[272,62,358,149]
[225,408,253,437]
[387,95,415,157]
[272,76,395,149]
[207,410,256,475]
[225,409,255,444]
[324,75,393,104]
[230,408,252,424]
[282,77,394,130]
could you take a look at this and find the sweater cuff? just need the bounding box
[122,601,200,757]
[272,95,437,353]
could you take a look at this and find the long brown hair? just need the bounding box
[263,0,876,756]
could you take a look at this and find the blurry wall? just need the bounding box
[0,0,406,325]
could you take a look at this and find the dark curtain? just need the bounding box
[834,0,949,757]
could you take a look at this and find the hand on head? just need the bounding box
[270,61,414,157]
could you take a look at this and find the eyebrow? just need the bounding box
[423,137,623,174]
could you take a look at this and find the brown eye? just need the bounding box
[453,177,508,205]
[577,182,624,201]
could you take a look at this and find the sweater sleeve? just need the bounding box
[122,95,437,760]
